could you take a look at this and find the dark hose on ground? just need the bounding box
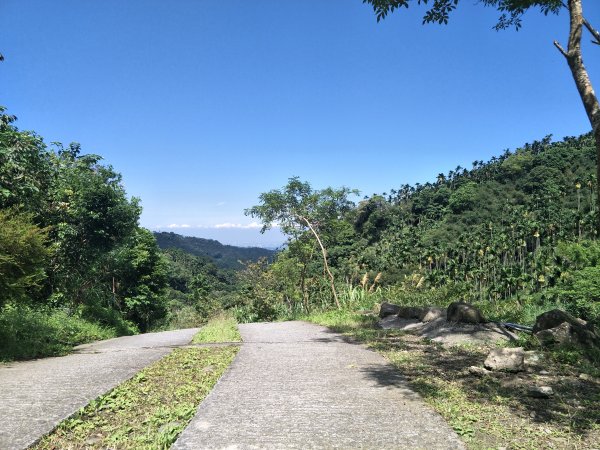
[500,322,534,333]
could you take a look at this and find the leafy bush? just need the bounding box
[231,259,284,323]
[473,294,568,325]
[549,266,600,324]
[548,240,600,324]
[164,305,205,330]
[555,240,600,269]
[0,304,116,361]
[448,182,478,213]
[80,301,138,336]
[376,282,471,308]
[110,228,169,331]
[0,209,49,306]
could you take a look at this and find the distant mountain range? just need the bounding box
[154,232,276,269]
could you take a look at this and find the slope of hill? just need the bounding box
[154,232,276,269]
[317,132,599,318]
[237,132,600,326]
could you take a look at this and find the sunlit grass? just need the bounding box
[34,346,238,449]
[0,304,118,361]
[192,312,242,343]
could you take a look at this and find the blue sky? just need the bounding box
[2,1,599,247]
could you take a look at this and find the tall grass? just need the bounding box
[192,312,242,343]
[474,295,571,325]
[0,304,117,361]
[305,281,566,327]
[323,283,463,312]
[163,305,206,330]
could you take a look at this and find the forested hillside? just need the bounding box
[154,232,275,269]
[244,133,600,328]
[0,108,172,360]
[0,109,248,360]
[2,99,598,361]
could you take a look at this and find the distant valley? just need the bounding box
[154,231,277,269]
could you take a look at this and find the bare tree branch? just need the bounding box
[583,18,600,45]
[554,40,568,57]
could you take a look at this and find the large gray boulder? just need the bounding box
[533,309,600,349]
[379,302,401,318]
[447,302,486,324]
[418,307,446,322]
[484,347,525,372]
[381,305,447,322]
[532,309,588,333]
[397,306,423,320]
[535,322,573,347]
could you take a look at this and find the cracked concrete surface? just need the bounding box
[173,321,465,450]
[0,328,198,450]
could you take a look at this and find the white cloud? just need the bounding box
[154,222,279,230]
[166,223,191,229]
[214,221,262,229]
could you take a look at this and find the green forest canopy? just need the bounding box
[2,102,600,359]
[244,132,600,326]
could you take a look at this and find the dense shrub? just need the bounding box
[0,305,116,361]
[0,209,48,306]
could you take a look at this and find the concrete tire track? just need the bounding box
[0,328,199,450]
[173,321,465,450]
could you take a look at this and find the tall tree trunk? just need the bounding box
[301,217,341,309]
[555,0,600,235]
[300,258,309,313]
[595,126,600,236]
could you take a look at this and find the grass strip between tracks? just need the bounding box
[34,345,238,449]
[192,313,242,344]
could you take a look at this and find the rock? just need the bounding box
[523,351,544,371]
[447,302,486,324]
[468,366,490,376]
[533,309,600,349]
[377,313,420,330]
[379,302,401,318]
[527,386,554,398]
[579,373,593,382]
[378,314,517,346]
[535,322,573,346]
[484,347,525,372]
[418,307,446,322]
[533,309,588,332]
[397,306,423,320]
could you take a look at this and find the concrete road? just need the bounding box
[173,321,464,450]
[0,328,198,450]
